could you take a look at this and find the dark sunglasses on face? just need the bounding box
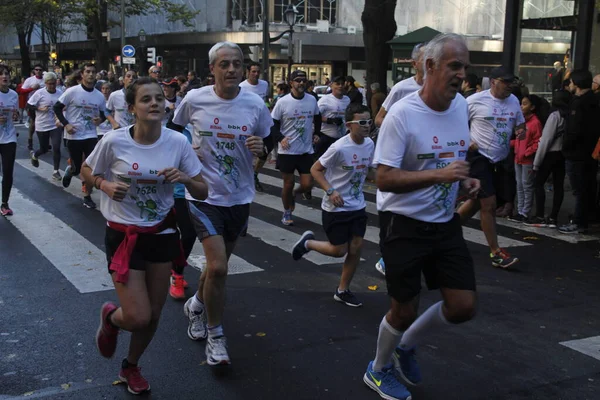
[34,69,42,71]
[151,70,160,74]
[347,119,373,126]
[293,78,307,83]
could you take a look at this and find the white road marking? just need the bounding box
[560,336,600,361]
[187,241,263,275]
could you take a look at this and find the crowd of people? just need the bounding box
[0,33,599,400]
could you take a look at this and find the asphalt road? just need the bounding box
[1,127,599,400]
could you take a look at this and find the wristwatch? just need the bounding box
[326,187,335,196]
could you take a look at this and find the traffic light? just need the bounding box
[280,33,291,56]
[156,56,163,68]
[49,44,57,64]
[147,47,156,63]
[114,55,121,66]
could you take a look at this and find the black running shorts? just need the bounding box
[104,226,180,273]
[466,149,496,199]
[322,208,368,246]
[187,201,250,243]
[379,212,476,303]
[276,153,314,175]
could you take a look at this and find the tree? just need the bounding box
[361,0,397,99]
[0,0,38,75]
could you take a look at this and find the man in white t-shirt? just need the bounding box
[106,70,137,129]
[54,63,107,209]
[363,34,480,400]
[169,41,272,367]
[239,61,270,101]
[23,64,45,150]
[315,76,351,159]
[292,103,374,308]
[271,70,321,225]
[456,66,525,269]
[374,44,426,128]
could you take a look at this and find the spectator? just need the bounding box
[16,77,33,124]
[107,71,120,92]
[531,90,571,227]
[354,81,367,106]
[559,69,600,233]
[549,61,565,92]
[148,65,161,80]
[344,76,363,105]
[202,73,215,86]
[306,80,319,102]
[462,73,478,98]
[369,82,386,117]
[187,70,202,90]
[508,94,543,223]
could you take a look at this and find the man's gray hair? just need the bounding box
[422,33,467,78]
[370,82,380,91]
[411,43,426,62]
[208,41,244,65]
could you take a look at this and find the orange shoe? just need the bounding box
[169,272,185,300]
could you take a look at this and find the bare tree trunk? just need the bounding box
[17,28,32,75]
[91,4,109,70]
[361,0,397,102]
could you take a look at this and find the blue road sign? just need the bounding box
[122,45,136,57]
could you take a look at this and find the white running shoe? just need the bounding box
[183,297,207,341]
[375,258,386,276]
[206,336,231,366]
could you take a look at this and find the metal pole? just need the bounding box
[120,0,125,67]
[287,29,293,80]
[262,0,270,82]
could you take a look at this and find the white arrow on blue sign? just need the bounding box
[122,45,136,57]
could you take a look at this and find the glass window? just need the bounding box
[273,0,336,25]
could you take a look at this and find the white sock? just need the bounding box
[373,315,403,371]
[53,170,58,173]
[208,324,223,339]
[399,301,450,350]
[192,293,204,309]
[304,240,311,250]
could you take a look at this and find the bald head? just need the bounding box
[593,74,600,94]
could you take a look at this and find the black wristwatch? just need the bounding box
[326,187,335,196]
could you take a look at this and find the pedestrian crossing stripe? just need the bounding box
[560,336,600,362]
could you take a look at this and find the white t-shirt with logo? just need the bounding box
[173,86,273,206]
[239,79,269,101]
[318,94,351,139]
[86,126,202,228]
[374,91,470,223]
[0,89,18,144]
[107,89,135,128]
[28,88,62,132]
[319,134,374,212]
[467,90,526,163]
[58,85,106,141]
[271,93,319,155]
[23,76,44,99]
[382,77,422,111]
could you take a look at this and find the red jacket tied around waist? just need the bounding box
[511,113,542,165]
[107,209,186,283]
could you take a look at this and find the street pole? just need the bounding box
[287,29,293,80]
[120,0,125,70]
[262,0,270,82]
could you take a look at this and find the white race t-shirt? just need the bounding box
[97,101,113,136]
[107,89,135,128]
[271,93,320,155]
[374,92,470,223]
[86,126,202,227]
[173,86,273,206]
[382,77,422,111]
[58,85,106,141]
[319,134,374,212]
[239,79,269,101]
[23,76,44,99]
[467,90,525,163]
[163,96,182,126]
[28,88,62,132]
[0,89,18,144]
[318,94,351,139]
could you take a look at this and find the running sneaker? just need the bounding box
[558,223,585,234]
[292,230,314,260]
[507,213,525,223]
[363,361,412,400]
[30,151,39,168]
[1,204,13,216]
[205,336,231,366]
[490,248,518,269]
[524,216,546,227]
[392,347,422,386]
[545,217,557,228]
[334,289,363,307]
[302,191,312,200]
[95,302,119,358]
[83,196,97,209]
[281,210,294,226]
[52,171,62,182]
[183,297,207,340]
[170,272,188,288]
[254,175,264,192]
[62,165,73,188]
[375,258,386,276]
[119,359,150,395]
[169,272,186,300]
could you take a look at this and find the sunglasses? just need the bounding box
[151,70,161,74]
[34,69,42,71]
[293,78,307,83]
[347,119,373,126]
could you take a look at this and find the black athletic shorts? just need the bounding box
[67,138,98,175]
[188,201,250,243]
[466,149,496,199]
[322,208,368,245]
[379,212,476,303]
[276,153,314,174]
[104,226,180,273]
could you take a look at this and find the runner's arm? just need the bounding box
[376,162,469,194]
[271,119,284,142]
[310,160,332,193]
[185,174,208,201]
[166,114,185,132]
[374,106,387,128]
[313,114,322,137]
[53,101,70,126]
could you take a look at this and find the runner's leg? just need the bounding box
[0,142,16,206]
[50,128,62,171]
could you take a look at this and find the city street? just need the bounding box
[1,126,599,400]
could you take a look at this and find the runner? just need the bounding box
[106,70,137,130]
[271,70,321,226]
[28,72,63,181]
[169,41,272,366]
[315,76,350,159]
[363,34,480,400]
[97,82,113,139]
[292,103,374,307]
[82,76,207,395]
[456,66,525,269]
[23,64,45,150]
[161,78,181,126]
[53,63,107,209]
[0,64,18,216]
